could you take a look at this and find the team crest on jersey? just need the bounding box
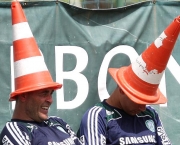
[106,110,114,116]
[27,123,38,132]
[145,120,155,132]
[57,126,68,134]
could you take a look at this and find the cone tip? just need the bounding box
[11,0,18,6]
[11,0,20,5]
[175,15,180,23]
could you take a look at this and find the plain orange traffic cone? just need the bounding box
[109,16,180,104]
[10,0,62,101]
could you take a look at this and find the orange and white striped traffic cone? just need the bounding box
[10,0,62,101]
[109,15,180,104]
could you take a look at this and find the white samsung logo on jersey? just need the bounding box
[119,135,156,145]
[2,135,14,145]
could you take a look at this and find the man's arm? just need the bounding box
[77,106,107,145]
[148,106,172,145]
[0,122,31,145]
[156,114,172,145]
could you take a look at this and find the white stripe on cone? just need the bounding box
[14,56,48,78]
[13,22,33,41]
[154,32,167,48]
[131,55,164,84]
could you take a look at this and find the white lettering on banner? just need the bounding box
[10,45,180,109]
[55,46,89,109]
[11,46,15,110]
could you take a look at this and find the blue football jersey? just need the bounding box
[77,100,171,145]
[0,116,82,145]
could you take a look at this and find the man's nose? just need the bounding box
[46,95,53,103]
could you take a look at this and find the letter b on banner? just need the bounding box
[55,46,89,109]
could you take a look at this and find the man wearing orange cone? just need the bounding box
[0,1,82,144]
[77,16,180,145]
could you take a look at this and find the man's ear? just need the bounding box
[118,87,125,95]
[18,93,27,102]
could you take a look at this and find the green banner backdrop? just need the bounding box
[0,1,180,144]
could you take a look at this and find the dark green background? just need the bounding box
[0,1,180,143]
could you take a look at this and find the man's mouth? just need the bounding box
[41,107,49,110]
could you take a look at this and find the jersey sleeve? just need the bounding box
[147,106,172,145]
[77,106,107,145]
[0,122,31,145]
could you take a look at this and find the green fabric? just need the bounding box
[0,1,180,144]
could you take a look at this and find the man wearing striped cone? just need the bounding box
[77,16,180,145]
[0,1,82,145]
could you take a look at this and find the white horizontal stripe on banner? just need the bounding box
[13,22,33,41]
[14,56,48,78]
[132,55,164,84]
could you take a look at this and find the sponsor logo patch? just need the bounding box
[145,120,155,132]
[2,135,13,145]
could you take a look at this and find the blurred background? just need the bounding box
[1,0,178,9]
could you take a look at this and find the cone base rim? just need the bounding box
[108,67,167,104]
[9,83,62,101]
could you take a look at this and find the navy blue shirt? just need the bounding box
[77,100,171,145]
[0,116,82,145]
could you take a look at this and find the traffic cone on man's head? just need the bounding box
[10,0,62,101]
[109,16,180,104]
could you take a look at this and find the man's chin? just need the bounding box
[127,111,138,116]
[39,113,48,121]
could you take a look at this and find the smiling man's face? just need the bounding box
[24,88,54,122]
